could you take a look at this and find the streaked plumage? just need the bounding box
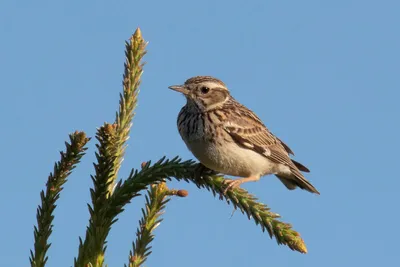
[169,76,319,194]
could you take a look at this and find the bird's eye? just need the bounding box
[200,86,210,94]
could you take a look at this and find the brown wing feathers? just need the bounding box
[224,122,319,194]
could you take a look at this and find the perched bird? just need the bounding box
[169,76,319,194]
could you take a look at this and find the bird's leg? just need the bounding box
[223,175,260,194]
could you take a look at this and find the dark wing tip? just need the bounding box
[292,159,310,172]
[277,137,295,155]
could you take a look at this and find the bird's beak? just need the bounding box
[168,85,188,95]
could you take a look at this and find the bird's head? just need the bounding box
[169,76,230,111]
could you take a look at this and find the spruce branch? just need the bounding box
[75,123,119,267]
[111,159,307,254]
[75,28,147,267]
[74,158,193,266]
[108,27,147,195]
[109,157,195,218]
[30,131,90,267]
[186,170,308,254]
[127,182,183,267]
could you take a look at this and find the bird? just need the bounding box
[168,76,319,194]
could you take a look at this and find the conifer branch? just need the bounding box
[111,159,307,254]
[108,27,147,196]
[30,131,90,267]
[186,171,308,253]
[127,164,188,267]
[127,182,178,267]
[75,28,147,267]
[75,124,118,267]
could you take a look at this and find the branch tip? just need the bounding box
[133,28,142,39]
[31,131,89,267]
[75,29,147,266]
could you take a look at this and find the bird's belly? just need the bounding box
[186,139,278,177]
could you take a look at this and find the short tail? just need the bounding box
[276,162,320,195]
[292,159,310,172]
[276,174,320,194]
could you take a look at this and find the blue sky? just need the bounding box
[1,1,398,266]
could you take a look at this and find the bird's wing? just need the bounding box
[224,123,292,164]
[221,102,317,193]
[221,102,312,175]
[224,122,305,175]
[222,103,294,157]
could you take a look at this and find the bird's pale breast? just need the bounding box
[177,108,281,177]
[188,138,281,177]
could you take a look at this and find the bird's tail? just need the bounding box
[276,161,320,194]
[276,174,320,194]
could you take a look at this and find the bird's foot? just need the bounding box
[223,179,243,194]
[222,175,261,194]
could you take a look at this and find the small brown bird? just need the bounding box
[169,76,319,194]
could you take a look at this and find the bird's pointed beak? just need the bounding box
[168,85,188,95]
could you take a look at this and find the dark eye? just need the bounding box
[200,86,210,94]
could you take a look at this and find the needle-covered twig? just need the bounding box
[30,131,90,267]
[127,182,187,267]
[74,28,147,267]
[111,158,307,254]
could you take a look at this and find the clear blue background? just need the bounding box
[1,1,398,266]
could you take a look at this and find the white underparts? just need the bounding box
[186,139,286,178]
